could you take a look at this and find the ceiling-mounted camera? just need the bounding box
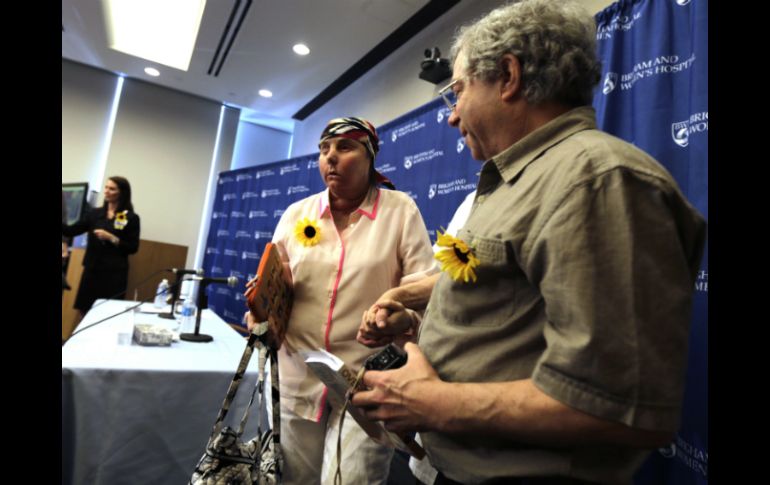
[419,47,451,84]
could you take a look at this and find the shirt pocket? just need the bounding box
[434,230,523,328]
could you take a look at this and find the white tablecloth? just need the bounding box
[62,300,265,485]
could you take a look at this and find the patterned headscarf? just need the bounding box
[319,117,395,189]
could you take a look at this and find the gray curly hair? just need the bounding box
[450,0,602,107]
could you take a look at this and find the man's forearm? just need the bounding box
[409,378,672,448]
[384,273,440,310]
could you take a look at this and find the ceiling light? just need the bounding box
[258,89,273,98]
[105,0,207,71]
[144,67,160,77]
[293,44,310,56]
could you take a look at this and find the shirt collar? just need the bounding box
[318,187,381,220]
[486,106,598,186]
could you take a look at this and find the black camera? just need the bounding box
[364,344,408,371]
[419,46,451,84]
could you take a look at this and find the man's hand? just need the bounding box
[351,342,442,433]
[357,299,416,348]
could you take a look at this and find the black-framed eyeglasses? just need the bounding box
[438,79,459,110]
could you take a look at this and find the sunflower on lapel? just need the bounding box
[434,228,480,283]
[113,210,129,230]
[295,217,322,247]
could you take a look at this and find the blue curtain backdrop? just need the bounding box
[203,0,707,481]
[202,97,477,326]
[593,0,708,483]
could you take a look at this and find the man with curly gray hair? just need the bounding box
[353,1,706,484]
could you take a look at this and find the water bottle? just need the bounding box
[154,279,170,308]
[180,298,197,334]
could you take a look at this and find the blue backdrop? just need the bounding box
[593,1,708,483]
[203,1,707,482]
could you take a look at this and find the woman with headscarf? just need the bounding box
[246,117,435,484]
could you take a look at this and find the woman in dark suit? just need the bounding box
[62,176,140,319]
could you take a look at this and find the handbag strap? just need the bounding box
[206,321,268,443]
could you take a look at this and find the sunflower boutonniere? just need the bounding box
[113,210,129,230]
[294,217,321,247]
[434,228,480,283]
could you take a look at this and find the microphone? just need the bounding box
[168,268,204,276]
[158,268,204,320]
[192,275,239,287]
[179,275,238,343]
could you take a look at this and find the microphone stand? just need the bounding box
[180,280,213,343]
[158,274,184,320]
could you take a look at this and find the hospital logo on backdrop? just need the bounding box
[307,160,319,170]
[235,231,251,238]
[242,251,260,260]
[242,191,260,199]
[695,269,707,292]
[236,173,253,181]
[222,193,237,201]
[376,163,397,174]
[255,169,275,179]
[403,149,444,170]
[249,210,268,218]
[391,120,427,143]
[286,185,310,195]
[224,249,239,257]
[274,209,285,218]
[437,107,451,123]
[280,164,300,176]
[212,211,228,219]
[431,178,476,198]
[261,189,282,198]
[602,72,617,94]
[596,11,642,40]
[219,176,235,185]
[217,230,230,238]
[671,111,708,148]
[206,247,220,255]
[456,137,466,153]
[676,0,691,5]
[405,190,418,200]
[230,211,246,218]
[605,53,696,93]
[254,231,273,240]
[658,435,707,478]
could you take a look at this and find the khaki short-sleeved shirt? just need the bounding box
[418,107,706,484]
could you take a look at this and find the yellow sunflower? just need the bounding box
[294,217,322,247]
[434,229,480,283]
[113,210,128,230]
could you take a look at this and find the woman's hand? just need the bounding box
[357,299,416,347]
[93,229,118,244]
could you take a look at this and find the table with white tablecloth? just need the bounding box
[62,299,267,485]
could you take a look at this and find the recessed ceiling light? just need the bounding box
[293,43,310,56]
[105,0,207,71]
[144,67,160,77]
[258,89,273,98]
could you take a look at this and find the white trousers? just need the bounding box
[280,403,393,485]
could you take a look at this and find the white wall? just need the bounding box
[231,121,292,169]
[289,0,615,157]
[62,61,117,189]
[61,59,239,269]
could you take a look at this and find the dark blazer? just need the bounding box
[62,206,141,271]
